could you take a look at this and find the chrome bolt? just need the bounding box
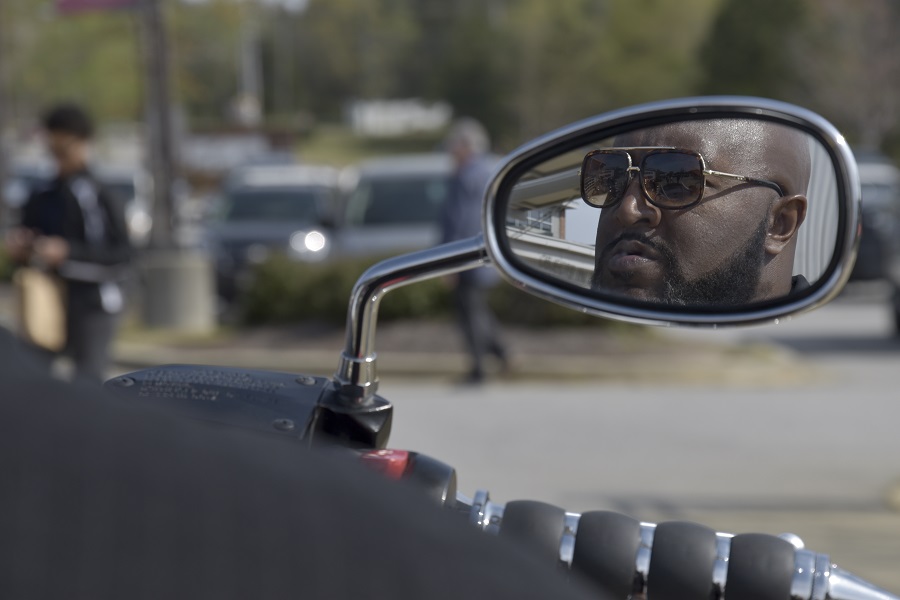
[273,418,296,432]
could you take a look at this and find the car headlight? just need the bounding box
[128,210,153,238]
[290,230,328,256]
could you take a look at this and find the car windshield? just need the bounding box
[4,174,47,207]
[347,176,449,226]
[224,188,324,222]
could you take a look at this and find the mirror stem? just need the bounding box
[334,235,488,405]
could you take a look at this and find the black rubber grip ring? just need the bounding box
[570,511,641,599]
[647,521,718,600]
[498,500,567,565]
[726,533,796,600]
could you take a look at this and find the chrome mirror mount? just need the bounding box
[333,236,487,405]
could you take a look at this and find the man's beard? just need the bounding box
[592,218,768,306]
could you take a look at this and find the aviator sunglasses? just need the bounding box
[580,147,785,210]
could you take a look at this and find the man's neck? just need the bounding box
[57,163,89,179]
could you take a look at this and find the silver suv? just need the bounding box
[850,151,900,333]
[206,164,341,302]
[333,154,453,259]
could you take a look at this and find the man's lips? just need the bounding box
[609,239,660,260]
[601,238,663,278]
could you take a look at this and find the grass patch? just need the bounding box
[117,321,237,347]
[0,247,15,283]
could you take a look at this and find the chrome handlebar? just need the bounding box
[457,490,897,600]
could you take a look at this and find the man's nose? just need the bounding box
[613,176,662,228]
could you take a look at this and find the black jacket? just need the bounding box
[21,170,133,311]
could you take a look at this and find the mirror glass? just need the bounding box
[502,117,840,309]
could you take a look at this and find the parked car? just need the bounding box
[848,151,900,333]
[1,162,55,229]
[93,165,154,248]
[332,154,455,259]
[205,164,340,303]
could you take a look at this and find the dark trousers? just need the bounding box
[66,308,118,384]
[29,306,118,385]
[454,281,506,377]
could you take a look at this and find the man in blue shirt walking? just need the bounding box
[440,118,508,384]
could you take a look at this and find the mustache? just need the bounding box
[599,231,668,261]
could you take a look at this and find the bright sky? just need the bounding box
[565,201,601,245]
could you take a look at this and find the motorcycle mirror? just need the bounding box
[483,97,861,327]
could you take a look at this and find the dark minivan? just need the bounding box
[850,151,900,333]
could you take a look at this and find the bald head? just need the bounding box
[618,118,810,198]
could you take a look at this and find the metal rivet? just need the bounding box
[115,377,135,387]
[273,418,296,432]
[296,376,317,386]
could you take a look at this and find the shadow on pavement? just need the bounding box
[766,335,900,355]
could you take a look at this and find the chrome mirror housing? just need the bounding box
[483,97,861,327]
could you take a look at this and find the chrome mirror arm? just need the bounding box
[334,235,488,405]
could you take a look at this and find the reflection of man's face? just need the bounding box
[591,120,809,306]
[594,211,769,305]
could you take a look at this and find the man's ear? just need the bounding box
[765,194,807,256]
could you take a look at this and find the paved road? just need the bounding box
[385,285,900,591]
[4,277,898,589]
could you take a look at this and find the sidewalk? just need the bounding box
[113,319,816,385]
[0,281,815,383]
[5,287,897,591]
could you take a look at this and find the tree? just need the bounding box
[290,0,420,120]
[3,0,252,129]
[424,1,515,145]
[697,0,807,98]
[503,0,721,143]
[697,0,900,153]
[794,0,900,150]
[169,0,245,126]
[7,2,141,124]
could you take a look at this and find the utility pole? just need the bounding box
[136,0,215,332]
[138,0,176,249]
[0,0,11,228]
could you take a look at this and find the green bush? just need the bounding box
[0,247,14,283]
[239,254,614,328]
[239,254,452,325]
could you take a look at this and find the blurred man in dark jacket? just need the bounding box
[440,118,508,384]
[6,103,132,383]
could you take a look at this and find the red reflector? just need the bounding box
[359,449,410,480]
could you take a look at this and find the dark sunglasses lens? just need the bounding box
[581,152,630,207]
[642,152,704,208]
